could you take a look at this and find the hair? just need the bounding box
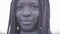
[7,0,52,34]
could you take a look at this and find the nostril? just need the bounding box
[23,15,30,17]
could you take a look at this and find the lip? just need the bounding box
[21,20,33,22]
[21,20,33,25]
[23,24,31,26]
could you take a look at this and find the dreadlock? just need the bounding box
[7,0,52,34]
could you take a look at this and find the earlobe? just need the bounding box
[17,26,19,30]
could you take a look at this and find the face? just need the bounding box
[16,0,39,31]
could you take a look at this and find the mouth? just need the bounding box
[21,20,33,25]
[23,24,31,26]
[21,20,33,22]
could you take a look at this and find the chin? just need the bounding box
[21,26,34,32]
[22,29,34,32]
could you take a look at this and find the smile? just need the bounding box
[21,20,33,22]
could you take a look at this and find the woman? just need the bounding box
[7,0,52,34]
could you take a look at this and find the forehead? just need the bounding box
[17,0,39,4]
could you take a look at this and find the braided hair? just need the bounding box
[7,0,52,34]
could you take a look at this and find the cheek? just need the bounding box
[16,11,22,17]
[16,11,22,21]
[32,10,39,19]
[31,10,39,25]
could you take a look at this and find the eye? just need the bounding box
[16,6,23,11]
[31,6,39,10]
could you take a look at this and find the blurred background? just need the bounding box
[0,0,60,34]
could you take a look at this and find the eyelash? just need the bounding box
[16,6,39,10]
[16,6,23,10]
[31,6,39,9]
[18,6,23,9]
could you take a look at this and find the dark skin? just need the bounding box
[16,0,40,32]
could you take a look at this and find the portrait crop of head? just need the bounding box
[7,0,52,34]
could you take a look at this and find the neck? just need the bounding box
[20,28,38,32]
[20,30,38,34]
[20,26,38,32]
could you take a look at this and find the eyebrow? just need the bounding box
[17,3,24,6]
[17,2,39,6]
[29,3,39,6]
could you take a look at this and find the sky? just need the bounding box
[0,0,60,33]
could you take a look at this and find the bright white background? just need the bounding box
[0,0,60,34]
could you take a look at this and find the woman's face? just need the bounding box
[16,0,39,31]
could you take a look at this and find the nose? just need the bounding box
[22,11,31,17]
[22,8,31,17]
[23,13,31,17]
